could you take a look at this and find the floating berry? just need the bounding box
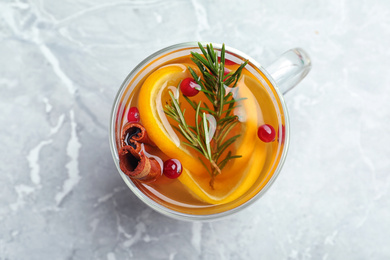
[224,67,230,76]
[218,57,236,65]
[163,159,183,179]
[127,107,140,122]
[180,78,200,97]
[257,124,276,142]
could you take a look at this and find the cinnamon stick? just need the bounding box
[121,122,155,147]
[119,122,161,182]
[118,145,161,182]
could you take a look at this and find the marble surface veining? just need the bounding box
[1,0,390,259]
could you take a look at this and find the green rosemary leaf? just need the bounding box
[198,157,212,177]
[188,125,197,132]
[217,114,237,125]
[232,61,248,88]
[191,52,215,74]
[203,71,216,87]
[223,92,233,102]
[224,97,247,104]
[178,124,194,143]
[191,52,208,65]
[223,77,235,86]
[200,90,215,105]
[169,92,186,125]
[198,42,209,59]
[184,95,197,110]
[202,112,212,160]
[188,64,214,101]
[199,107,216,114]
[215,134,241,161]
[164,105,181,122]
[200,88,214,96]
[218,150,234,169]
[182,142,203,154]
[171,125,182,133]
[218,83,225,117]
[206,45,215,68]
[188,65,200,79]
[222,104,241,115]
[206,44,213,61]
[220,44,226,68]
[217,120,239,144]
[164,112,181,124]
[196,135,208,158]
[200,44,219,75]
[188,67,204,86]
[195,101,201,135]
[190,58,206,76]
[220,118,238,131]
[224,97,236,118]
[213,50,218,67]
[219,154,242,170]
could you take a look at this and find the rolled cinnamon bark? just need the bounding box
[121,122,155,147]
[119,122,161,182]
[119,144,161,182]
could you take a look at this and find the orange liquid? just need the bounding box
[117,54,286,215]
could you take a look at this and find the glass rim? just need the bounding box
[109,41,290,221]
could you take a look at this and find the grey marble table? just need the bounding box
[1,0,389,259]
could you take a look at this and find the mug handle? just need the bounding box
[265,48,312,94]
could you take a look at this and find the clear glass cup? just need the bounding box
[109,42,311,221]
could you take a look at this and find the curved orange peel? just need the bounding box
[138,64,198,169]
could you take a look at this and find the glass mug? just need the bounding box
[109,42,311,221]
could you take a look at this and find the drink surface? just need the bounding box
[115,52,285,215]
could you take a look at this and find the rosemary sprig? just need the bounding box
[164,42,248,189]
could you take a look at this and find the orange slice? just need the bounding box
[138,64,198,169]
[138,63,264,204]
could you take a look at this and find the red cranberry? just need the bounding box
[218,57,236,65]
[127,107,140,122]
[224,67,230,76]
[257,124,276,143]
[163,159,183,179]
[180,78,200,97]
